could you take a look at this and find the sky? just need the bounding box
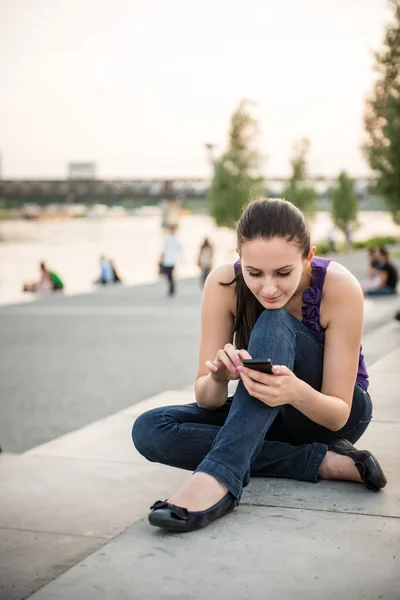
[0,0,392,179]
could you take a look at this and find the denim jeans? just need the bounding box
[365,286,396,296]
[132,309,373,502]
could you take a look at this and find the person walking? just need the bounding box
[132,198,386,533]
[197,237,214,288]
[160,224,181,297]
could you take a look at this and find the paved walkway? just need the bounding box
[0,252,399,600]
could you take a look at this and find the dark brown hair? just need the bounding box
[223,198,311,349]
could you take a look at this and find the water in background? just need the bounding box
[0,211,398,305]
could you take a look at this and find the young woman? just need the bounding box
[132,198,387,533]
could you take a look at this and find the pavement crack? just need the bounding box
[240,502,400,519]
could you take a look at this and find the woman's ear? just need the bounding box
[307,245,317,262]
[236,248,240,257]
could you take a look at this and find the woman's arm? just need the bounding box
[377,269,388,288]
[195,264,237,409]
[292,263,364,430]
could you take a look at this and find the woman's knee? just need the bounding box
[131,408,164,461]
[248,309,297,354]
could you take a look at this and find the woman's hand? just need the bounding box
[205,344,252,383]
[237,364,303,407]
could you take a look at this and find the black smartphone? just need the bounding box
[242,358,274,375]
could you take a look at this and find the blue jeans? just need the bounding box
[366,286,396,296]
[132,310,373,502]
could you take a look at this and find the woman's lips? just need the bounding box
[261,294,282,303]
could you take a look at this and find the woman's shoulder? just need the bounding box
[207,262,237,285]
[323,259,364,307]
[203,263,237,314]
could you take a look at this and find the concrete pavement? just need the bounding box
[1,342,398,600]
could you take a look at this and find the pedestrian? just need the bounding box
[160,224,181,297]
[197,237,214,288]
[132,198,386,533]
[344,223,353,251]
[327,225,337,253]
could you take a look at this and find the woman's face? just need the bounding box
[239,237,315,309]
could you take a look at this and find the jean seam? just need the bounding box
[303,443,328,482]
[295,330,324,351]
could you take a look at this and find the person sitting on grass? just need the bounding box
[364,246,398,296]
[132,198,387,533]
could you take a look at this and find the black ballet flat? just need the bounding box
[148,492,237,532]
[328,438,387,492]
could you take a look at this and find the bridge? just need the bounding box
[0,176,372,204]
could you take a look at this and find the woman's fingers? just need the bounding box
[215,345,240,372]
[205,360,218,373]
[205,345,253,376]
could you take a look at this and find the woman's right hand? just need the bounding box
[205,344,252,383]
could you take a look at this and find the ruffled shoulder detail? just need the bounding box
[301,257,330,343]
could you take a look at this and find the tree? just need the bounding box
[363,0,400,223]
[208,100,264,228]
[331,171,359,233]
[282,138,316,217]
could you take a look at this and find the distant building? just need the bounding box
[68,162,96,180]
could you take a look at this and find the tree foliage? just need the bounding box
[208,100,264,228]
[282,138,316,217]
[330,171,359,233]
[363,0,400,223]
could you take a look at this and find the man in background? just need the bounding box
[364,246,398,296]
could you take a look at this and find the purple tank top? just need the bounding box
[234,256,369,391]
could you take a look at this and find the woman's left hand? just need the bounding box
[237,364,302,407]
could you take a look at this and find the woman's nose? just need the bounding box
[261,278,277,296]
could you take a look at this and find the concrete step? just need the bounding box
[362,319,399,367]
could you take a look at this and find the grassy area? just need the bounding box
[317,235,400,255]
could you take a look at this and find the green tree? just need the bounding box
[363,0,400,223]
[331,171,359,233]
[282,138,316,217]
[208,100,264,228]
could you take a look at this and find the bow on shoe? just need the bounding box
[150,500,189,520]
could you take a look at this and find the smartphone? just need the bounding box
[242,358,274,375]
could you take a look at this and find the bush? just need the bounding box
[353,236,400,249]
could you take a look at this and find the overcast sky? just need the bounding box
[0,0,391,179]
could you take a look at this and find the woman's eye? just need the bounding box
[249,272,262,278]
[277,272,291,277]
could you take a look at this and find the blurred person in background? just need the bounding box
[96,255,116,285]
[366,247,382,287]
[344,223,353,251]
[23,261,64,294]
[327,224,337,253]
[367,247,381,276]
[109,259,123,284]
[160,224,181,297]
[364,247,398,296]
[197,237,214,288]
